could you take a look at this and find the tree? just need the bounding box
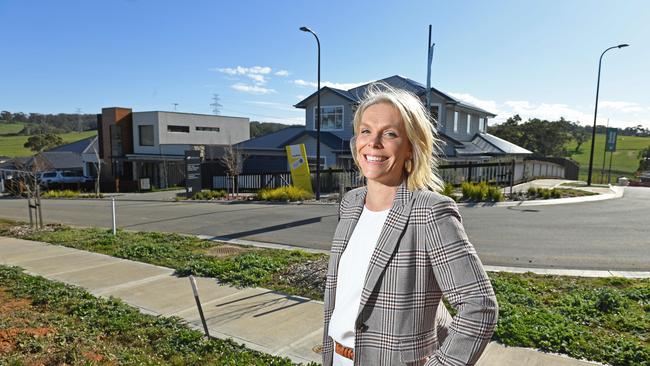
[219,140,247,199]
[638,145,650,172]
[24,133,64,153]
[487,114,523,143]
[210,94,222,115]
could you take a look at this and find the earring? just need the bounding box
[405,159,412,173]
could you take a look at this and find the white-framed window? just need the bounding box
[453,111,458,133]
[479,117,486,132]
[467,114,471,134]
[314,106,344,130]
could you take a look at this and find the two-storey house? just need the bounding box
[98,107,249,189]
[236,75,530,173]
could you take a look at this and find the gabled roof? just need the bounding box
[46,135,97,153]
[37,151,84,170]
[474,133,532,155]
[236,126,349,152]
[293,75,496,116]
[235,126,305,150]
[454,133,532,156]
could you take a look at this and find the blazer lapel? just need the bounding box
[356,182,415,319]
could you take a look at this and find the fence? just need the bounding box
[210,159,566,194]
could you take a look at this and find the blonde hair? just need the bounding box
[351,83,444,192]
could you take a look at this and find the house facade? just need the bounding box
[98,107,249,189]
[236,75,531,173]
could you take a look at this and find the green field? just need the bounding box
[0,122,26,135]
[567,133,650,183]
[0,130,97,157]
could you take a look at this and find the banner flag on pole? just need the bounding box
[286,144,313,194]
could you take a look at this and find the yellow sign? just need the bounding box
[286,144,313,194]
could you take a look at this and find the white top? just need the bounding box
[328,205,390,366]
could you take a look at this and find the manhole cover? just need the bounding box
[312,345,323,354]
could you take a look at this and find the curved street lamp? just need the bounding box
[300,26,321,200]
[587,43,629,186]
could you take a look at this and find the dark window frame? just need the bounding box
[167,125,190,133]
[139,125,154,146]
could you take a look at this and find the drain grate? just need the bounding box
[206,245,250,258]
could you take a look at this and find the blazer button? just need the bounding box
[356,323,369,332]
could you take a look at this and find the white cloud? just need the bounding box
[448,92,499,114]
[292,79,370,90]
[247,74,267,84]
[500,100,591,123]
[231,83,276,94]
[215,66,272,75]
[296,94,306,100]
[275,70,290,77]
[600,100,644,113]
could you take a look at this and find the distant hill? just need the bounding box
[250,121,302,138]
[0,111,97,135]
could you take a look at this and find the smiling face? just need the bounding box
[356,102,412,187]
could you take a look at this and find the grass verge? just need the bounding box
[0,265,315,365]
[0,219,647,365]
[0,220,325,299]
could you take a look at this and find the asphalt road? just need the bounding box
[0,187,648,271]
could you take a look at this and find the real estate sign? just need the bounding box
[185,150,202,198]
[605,128,618,152]
[286,144,313,194]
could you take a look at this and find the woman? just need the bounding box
[322,85,498,366]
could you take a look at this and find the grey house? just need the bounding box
[237,75,531,172]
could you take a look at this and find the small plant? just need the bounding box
[440,182,458,202]
[42,189,80,198]
[256,186,314,202]
[461,181,502,202]
[191,190,226,200]
[527,187,538,196]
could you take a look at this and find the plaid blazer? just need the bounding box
[322,183,498,366]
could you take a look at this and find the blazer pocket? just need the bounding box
[398,329,438,364]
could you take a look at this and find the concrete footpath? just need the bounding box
[0,236,608,366]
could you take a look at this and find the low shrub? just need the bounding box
[461,181,503,202]
[191,190,226,200]
[42,189,80,198]
[440,183,458,202]
[256,186,314,202]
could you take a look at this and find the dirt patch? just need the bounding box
[0,289,56,354]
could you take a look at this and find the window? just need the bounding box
[307,156,326,170]
[139,125,154,146]
[314,106,343,130]
[196,126,220,132]
[467,114,472,134]
[453,112,458,133]
[43,172,56,178]
[167,125,189,133]
[479,118,486,132]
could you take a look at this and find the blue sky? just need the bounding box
[1,0,649,129]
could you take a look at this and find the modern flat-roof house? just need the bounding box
[236,75,531,172]
[98,107,249,189]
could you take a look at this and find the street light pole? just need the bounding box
[587,43,628,186]
[300,26,321,200]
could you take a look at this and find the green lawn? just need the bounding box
[0,130,97,157]
[0,122,25,135]
[567,134,650,183]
